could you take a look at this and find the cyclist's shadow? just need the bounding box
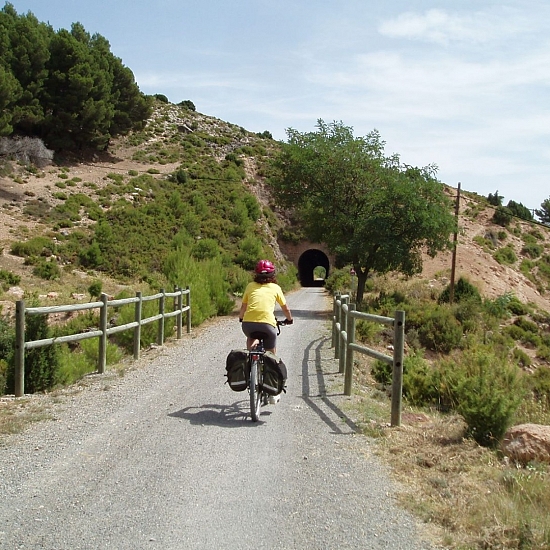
[169,402,273,427]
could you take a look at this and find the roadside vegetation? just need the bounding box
[326,262,550,549]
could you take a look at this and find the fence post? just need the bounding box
[134,291,142,360]
[344,304,355,396]
[176,286,183,339]
[98,293,108,374]
[390,310,406,427]
[186,287,191,334]
[157,288,165,345]
[14,300,25,397]
[332,293,340,349]
[339,296,348,374]
[334,293,341,359]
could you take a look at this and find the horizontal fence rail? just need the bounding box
[14,287,191,397]
[332,293,405,427]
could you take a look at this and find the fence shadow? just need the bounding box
[169,402,272,427]
[301,336,358,435]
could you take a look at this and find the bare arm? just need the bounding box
[239,302,247,320]
[281,304,293,323]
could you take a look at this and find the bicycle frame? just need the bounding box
[248,339,266,422]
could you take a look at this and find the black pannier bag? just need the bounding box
[225,349,249,391]
[262,351,288,396]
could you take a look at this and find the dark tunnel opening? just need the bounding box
[298,249,330,287]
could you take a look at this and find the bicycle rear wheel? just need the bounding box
[249,358,262,422]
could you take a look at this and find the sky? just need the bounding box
[6,0,550,211]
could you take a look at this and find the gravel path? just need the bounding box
[0,288,434,549]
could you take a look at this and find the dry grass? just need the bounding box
[0,396,55,440]
[337,359,550,549]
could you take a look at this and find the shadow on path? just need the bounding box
[169,401,273,427]
[301,336,358,435]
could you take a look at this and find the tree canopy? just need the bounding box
[270,120,456,302]
[0,3,151,151]
[535,198,550,225]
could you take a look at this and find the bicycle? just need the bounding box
[247,319,291,422]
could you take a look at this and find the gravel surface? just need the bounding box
[0,288,435,549]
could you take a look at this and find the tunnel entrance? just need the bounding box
[298,249,330,287]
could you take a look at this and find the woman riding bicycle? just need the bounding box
[239,259,293,355]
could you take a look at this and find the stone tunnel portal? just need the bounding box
[298,249,330,287]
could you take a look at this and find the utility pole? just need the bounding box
[449,182,461,304]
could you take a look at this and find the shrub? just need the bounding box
[528,366,550,403]
[0,136,53,167]
[438,276,482,304]
[234,236,263,271]
[372,359,392,387]
[492,206,513,226]
[439,348,523,447]
[0,315,14,395]
[325,267,351,294]
[22,309,60,393]
[494,244,517,265]
[417,306,463,353]
[191,239,219,260]
[355,320,383,344]
[88,280,103,299]
[0,269,20,291]
[512,347,531,367]
[178,100,196,111]
[11,236,54,258]
[32,259,61,280]
[403,350,440,406]
[521,243,543,259]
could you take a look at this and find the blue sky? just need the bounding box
[7,0,550,211]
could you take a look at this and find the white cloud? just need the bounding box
[378,8,528,46]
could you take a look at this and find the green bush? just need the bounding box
[372,359,392,387]
[32,259,61,280]
[325,267,351,294]
[438,276,481,304]
[355,320,383,344]
[11,236,55,258]
[88,280,103,299]
[492,206,513,226]
[234,236,263,271]
[191,238,219,260]
[439,348,523,447]
[512,347,531,367]
[528,366,550,403]
[403,350,440,406]
[0,269,21,291]
[0,315,15,395]
[417,306,463,353]
[494,244,517,265]
[18,310,60,393]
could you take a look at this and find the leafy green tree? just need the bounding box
[506,200,533,221]
[535,197,550,225]
[487,190,503,206]
[1,5,52,135]
[492,205,513,227]
[270,120,456,302]
[42,24,113,150]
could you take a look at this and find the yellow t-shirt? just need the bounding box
[242,282,286,326]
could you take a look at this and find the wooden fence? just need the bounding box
[13,287,191,397]
[332,293,405,427]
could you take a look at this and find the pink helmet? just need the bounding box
[255,259,275,275]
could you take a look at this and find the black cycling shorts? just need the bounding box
[241,322,277,350]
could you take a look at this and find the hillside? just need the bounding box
[1,102,550,320]
[0,102,281,314]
